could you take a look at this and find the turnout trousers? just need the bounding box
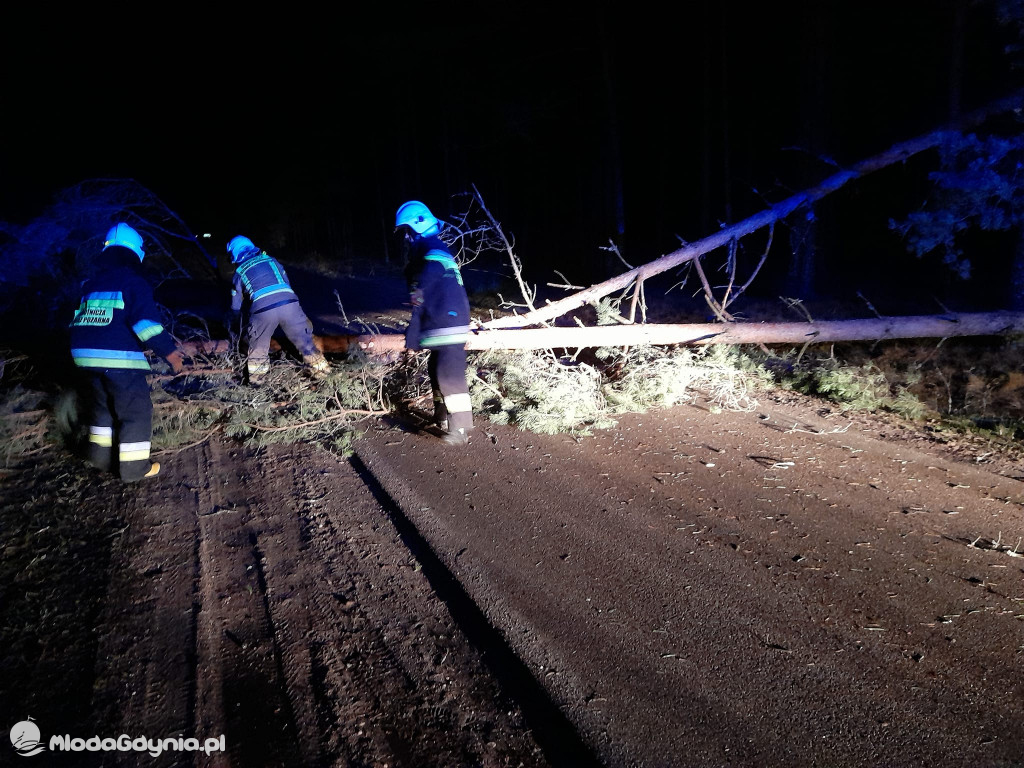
[83,370,154,482]
[427,343,473,434]
[245,301,326,381]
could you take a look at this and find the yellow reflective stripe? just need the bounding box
[248,359,271,375]
[85,298,124,309]
[424,251,464,285]
[119,441,151,462]
[422,334,469,347]
[444,393,472,414]
[72,348,151,370]
[83,291,125,308]
[251,285,294,301]
[88,426,113,447]
[132,319,165,342]
[74,357,152,370]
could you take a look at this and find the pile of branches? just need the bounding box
[467,344,768,436]
[0,341,400,468]
[147,342,396,459]
[0,335,776,468]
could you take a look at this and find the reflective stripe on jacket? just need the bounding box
[69,260,177,371]
[231,252,298,314]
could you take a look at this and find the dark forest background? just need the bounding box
[2,1,1024,312]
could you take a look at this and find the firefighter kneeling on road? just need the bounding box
[396,200,474,446]
[69,223,185,481]
[226,235,329,385]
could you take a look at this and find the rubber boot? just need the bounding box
[440,427,469,446]
[304,352,329,379]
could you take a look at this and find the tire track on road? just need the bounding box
[88,436,553,767]
[346,448,604,768]
[271,442,552,767]
[90,455,200,767]
[193,438,303,768]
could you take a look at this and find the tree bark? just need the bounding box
[461,312,1024,351]
[482,88,1024,331]
[178,311,1024,359]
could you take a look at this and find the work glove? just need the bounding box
[165,349,186,375]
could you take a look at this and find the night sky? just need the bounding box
[2,3,1020,298]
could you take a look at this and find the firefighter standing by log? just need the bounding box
[69,223,185,481]
[396,200,474,446]
[226,235,329,385]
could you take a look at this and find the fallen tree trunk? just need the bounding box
[176,336,360,358]
[482,88,1024,331]
[178,312,1024,359]
[469,311,1024,349]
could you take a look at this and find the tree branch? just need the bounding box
[482,88,1024,330]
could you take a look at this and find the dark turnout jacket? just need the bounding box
[230,247,300,315]
[404,235,471,350]
[69,247,177,371]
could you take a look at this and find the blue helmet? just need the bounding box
[227,235,257,263]
[103,223,145,262]
[395,200,440,236]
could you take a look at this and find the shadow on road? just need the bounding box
[348,451,604,768]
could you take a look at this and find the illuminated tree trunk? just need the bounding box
[179,312,1024,359]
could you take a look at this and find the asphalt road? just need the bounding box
[354,399,1024,768]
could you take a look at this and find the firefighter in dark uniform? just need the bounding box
[226,235,329,385]
[396,200,474,446]
[69,223,185,481]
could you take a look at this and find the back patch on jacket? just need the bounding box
[71,291,125,327]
